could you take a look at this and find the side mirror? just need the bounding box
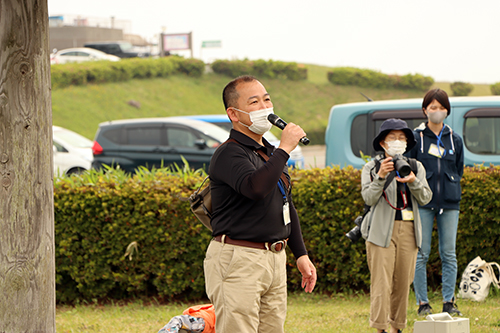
[194,139,207,149]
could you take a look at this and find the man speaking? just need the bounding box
[204,75,317,333]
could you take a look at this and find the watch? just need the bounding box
[374,173,385,181]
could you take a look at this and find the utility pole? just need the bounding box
[0,0,56,331]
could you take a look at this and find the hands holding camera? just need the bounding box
[378,157,416,184]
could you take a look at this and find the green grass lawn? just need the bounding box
[56,291,500,332]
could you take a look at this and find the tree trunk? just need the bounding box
[0,0,55,331]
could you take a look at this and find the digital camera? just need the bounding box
[392,154,412,178]
[346,215,364,243]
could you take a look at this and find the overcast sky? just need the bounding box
[48,0,500,84]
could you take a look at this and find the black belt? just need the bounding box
[214,235,287,253]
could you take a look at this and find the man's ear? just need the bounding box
[227,107,239,122]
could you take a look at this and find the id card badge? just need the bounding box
[428,143,445,158]
[283,202,291,225]
[402,209,414,221]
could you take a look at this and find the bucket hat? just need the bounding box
[373,118,416,153]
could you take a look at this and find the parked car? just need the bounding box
[325,96,500,168]
[53,126,93,176]
[84,41,150,58]
[91,118,231,173]
[50,47,120,65]
[181,114,305,169]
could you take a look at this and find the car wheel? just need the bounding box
[66,167,86,176]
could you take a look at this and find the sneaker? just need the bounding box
[417,303,433,316]
[443,301,462,316]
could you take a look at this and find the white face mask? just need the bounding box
[384,140,407,157]
[427,111,447,124]
[234,107,274,135]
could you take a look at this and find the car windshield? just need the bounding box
[54,129,93,148]
[263,131,279,143]
[119,42,133,51]
[187,122,231,143]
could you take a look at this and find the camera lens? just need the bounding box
[395,160,411,177]
[393,155,412,177]
[346,225,362,243]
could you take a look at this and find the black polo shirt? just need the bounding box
[209,129,307,258]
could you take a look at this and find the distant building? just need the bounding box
[49,15,150,52]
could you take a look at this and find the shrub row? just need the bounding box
[491,82,500,95]
[450,81,474,96]
[327,67,434,91]
[54,165,500,302]
[211,59,307,81]
[51,57,205,89]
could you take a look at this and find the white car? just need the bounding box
[53,126,93,176]
[50,47,121,65]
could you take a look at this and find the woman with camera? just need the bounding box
[407,89,464,316]
[361,118,432,333]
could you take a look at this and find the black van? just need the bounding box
[84,41,149,58]
[91,118,230,173]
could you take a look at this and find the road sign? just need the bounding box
[201,40,222,48]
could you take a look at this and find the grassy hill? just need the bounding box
[51,64,493,145]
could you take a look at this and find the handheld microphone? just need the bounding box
[268,114,310,145]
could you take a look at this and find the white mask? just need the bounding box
[384,140,407,156]
[234,107,274,135]
[428,111,447,124]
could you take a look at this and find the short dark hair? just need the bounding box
[222,75,258,110]
[422,88,451,116]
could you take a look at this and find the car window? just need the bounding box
[53,141,68,153]
[197,132,220,148]
[103,128,124,144]
[61,51,77,56]
[351,110,426,157]
[167,127,197,147]
[464,108,500,154]
[76,52,90,57]
[127,127,162,145]
[119,42,133,51]
[108,45,121,53]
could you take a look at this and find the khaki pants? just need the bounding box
[204,239,287,333]
[366,220,418,331]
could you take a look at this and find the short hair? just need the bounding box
[222,75,258,110]
[422,88,451,116]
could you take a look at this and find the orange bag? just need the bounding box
[182,304,216,333]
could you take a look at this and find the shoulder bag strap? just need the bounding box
[254,149,290,189]
[222,137,289,189]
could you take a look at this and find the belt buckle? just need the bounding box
[270,240,286,253]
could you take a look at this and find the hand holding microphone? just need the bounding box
[268,114,310,146]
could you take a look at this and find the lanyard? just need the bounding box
[435,126,446,157]
[277,179,288,203]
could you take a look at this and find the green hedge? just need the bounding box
[54,165,500,302]
[450,81,474,96]
[211,59,307,81]
[327,67,434,91]
[51,57,205,89]
[491,82,500,95]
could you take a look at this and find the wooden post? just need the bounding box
[0,0,55,332]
